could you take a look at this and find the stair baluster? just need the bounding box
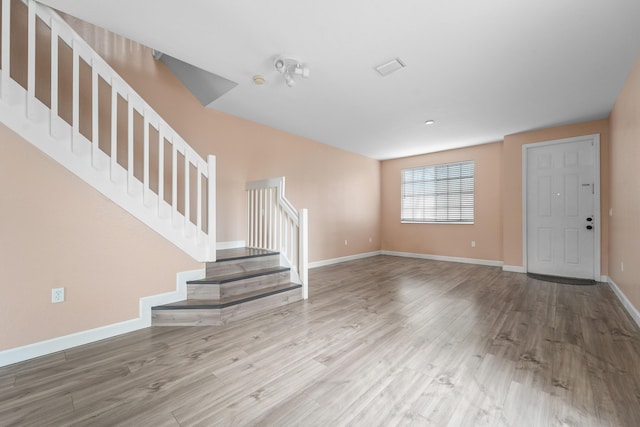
[0,0,216,262]
[246,177,309,300]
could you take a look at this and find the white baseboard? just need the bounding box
[309,251,382,269]
[503,265,526,273]
[0,318,147,369]
[216,240,246,250]
[0,268,204,368]
[382,250,504,267]
[599,275,609,283]
[138,268,204,325]
[608,278,640,329]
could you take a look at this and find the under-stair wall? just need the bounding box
[0,113,203,365]
[0,0,216,262]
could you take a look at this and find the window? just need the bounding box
[401,161,474,223]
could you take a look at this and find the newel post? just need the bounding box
[1,0,11,100]
[207,155,216,262]
[299,208,309,299]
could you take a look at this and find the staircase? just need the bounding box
[2,0,309,327]
[0,0,216,262]
[152,176,309,325]
[151,248,303,325]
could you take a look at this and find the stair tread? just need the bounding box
[215,247,279,262]
[188,266,290,284]
[153,283,302,310]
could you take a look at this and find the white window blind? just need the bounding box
[401,161,474,223]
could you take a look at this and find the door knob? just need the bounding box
[586,225,593,230]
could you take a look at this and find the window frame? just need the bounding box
[400,160,475,225]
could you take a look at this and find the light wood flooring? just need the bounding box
[2,255,640,426]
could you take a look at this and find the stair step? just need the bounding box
[152,284,303,326]
[188,268,291,299]
[153,248,302,326]
[207,248,281,276]
[215,247,278,261]
[159,283,301,309]
[189,266,290,284]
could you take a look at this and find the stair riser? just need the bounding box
[188,271,291,299]
[152,309,222,326]
[206,254,281,276]
[152,289,303,326]
[221,290,302,324]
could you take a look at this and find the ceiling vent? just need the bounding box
[375,58,406,77]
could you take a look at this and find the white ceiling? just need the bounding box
[41,0,640,160]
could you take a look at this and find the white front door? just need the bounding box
[525,136,599,280]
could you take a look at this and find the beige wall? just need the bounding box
[502,119,610,273]
[4,5,638,354]
[609,56,640,310]
[63,17,382,262]
[381,142,503,262]
[1,12,380,352]
[0,124,199,350]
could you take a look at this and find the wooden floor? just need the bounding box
[2,255,640,426]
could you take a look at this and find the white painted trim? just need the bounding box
[0,74,211,262]
[309,251,382,269]
[0,1,217,263]
[521,146,528,272]
[599,275,609,283]
[503,265,526,273]
[0,318,145,369]
[0,268,203,368]
[522,134,601,279]
[206,155,217,262]
[216,240,246,250]
[608,278,640,329]
[298,208,309,299]
[138,268,203,323]
[381,251,504,267]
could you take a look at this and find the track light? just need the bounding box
[274,58,286,72]
[284,73,296,87]
[294,64,310,78]
[274,56,310,88]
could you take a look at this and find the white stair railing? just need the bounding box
[247,177,308,299]
[0,0,216,262]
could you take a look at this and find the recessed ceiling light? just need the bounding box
[375,58,406,77]
[253,75,266,85]
[425,120,435,125]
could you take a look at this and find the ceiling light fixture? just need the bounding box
[425,120,435,125]
[274,56,310,88]
[253,75,266,85]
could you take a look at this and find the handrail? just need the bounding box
[246,177,308,299]
[0,0,216,261]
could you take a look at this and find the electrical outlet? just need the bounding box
[621,261,624,272]
[471,241,476,248]
[52,287,65,303]
[369,237,372,243]
[344,240,348,246]
[609,208,613,217]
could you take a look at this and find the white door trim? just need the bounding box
[522,134,601,279]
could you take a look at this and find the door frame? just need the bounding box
[521,134,601,280]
